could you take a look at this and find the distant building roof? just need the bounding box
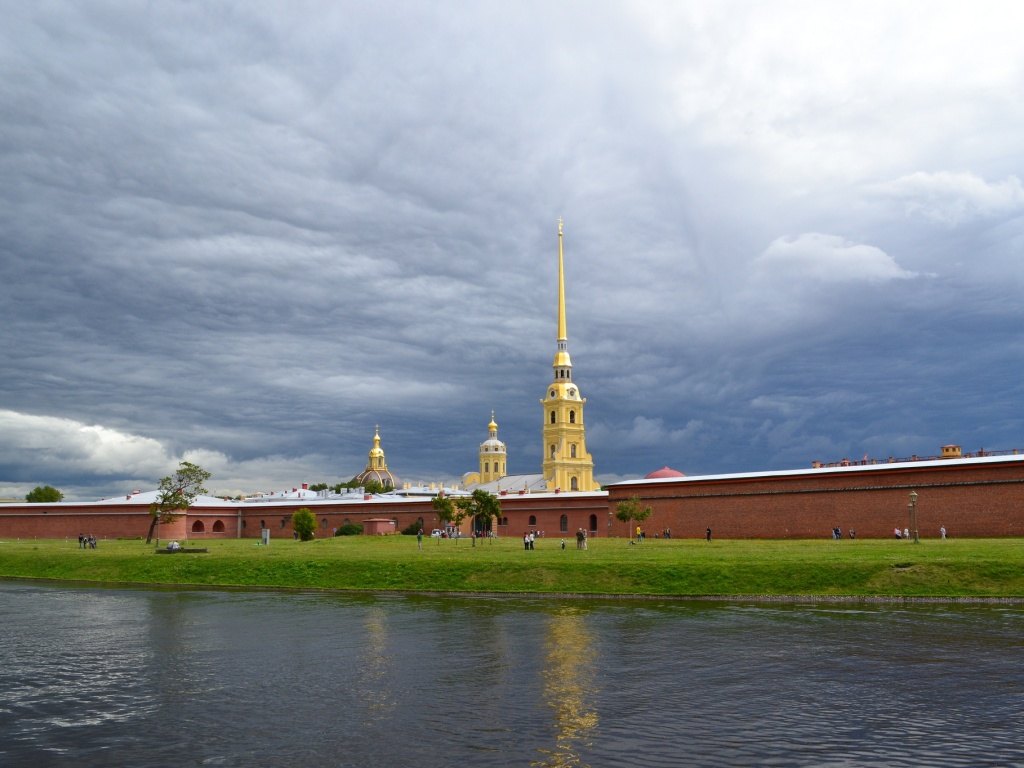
[466,473,548,494]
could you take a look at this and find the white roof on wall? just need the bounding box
[611,452,1024,487]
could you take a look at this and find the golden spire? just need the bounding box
[552,218,572,373]
[557,218,567,342]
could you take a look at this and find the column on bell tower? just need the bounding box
[540,219,596,492]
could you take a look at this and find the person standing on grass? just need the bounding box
[940,525,947,539]
[706,527,712,542]
[417,528,423,550]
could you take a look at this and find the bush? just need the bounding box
[292,508,317,541]
[334,523,363,536]
[400,521,423,536]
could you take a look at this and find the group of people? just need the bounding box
[523,531,538,550]
[77,533,97,549]
[831,527,855,540]
[893,526,948,539]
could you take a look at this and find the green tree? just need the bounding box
[146,461,211,544]
[432,494,454,545]
[450,499,470,545]
[615,496,653,543]
[363,479,389,495]
[463,489,501,540]
[26,485,63,503]
[292,508,317,541]
[308,483,329,492]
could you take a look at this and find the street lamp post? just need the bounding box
[909,490,919,544]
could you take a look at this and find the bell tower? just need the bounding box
[540,219,596,491]
[478,411,507,484]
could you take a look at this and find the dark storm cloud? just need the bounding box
[2,2,1024,500]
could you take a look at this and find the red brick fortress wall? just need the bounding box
[605,457,1024,539]
[0,504,187,541]
[3,456,1022,540]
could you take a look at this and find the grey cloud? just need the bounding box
[2,2,1024,499]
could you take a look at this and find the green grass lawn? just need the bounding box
[1,535,1022,597]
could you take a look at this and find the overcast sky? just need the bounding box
[3,1,1023,501]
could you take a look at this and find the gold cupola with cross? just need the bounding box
[540,219,596,492]
[350,425,400,489]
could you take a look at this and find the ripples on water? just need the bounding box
[0,584,1022,768]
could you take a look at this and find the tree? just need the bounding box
[615,496,653,543]
[449,500,469,545]
[26,485,63,503]
[147,461,211,544]
[463,489,501,540]
[308,483,329,492]
[292,508,317,541]
[432,494,454,545]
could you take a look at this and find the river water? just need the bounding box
[1,582,1022,767]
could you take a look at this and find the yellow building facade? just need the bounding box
[478,411,507,484]
[540,220,596,491]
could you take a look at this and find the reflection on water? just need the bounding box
[357,606,394,724]
[535,608,599,768]
[1,584,1022,768]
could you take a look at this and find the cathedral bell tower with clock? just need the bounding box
[540,219,596,492]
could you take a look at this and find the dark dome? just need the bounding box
[351,468,400,489]
[644,466,686,479]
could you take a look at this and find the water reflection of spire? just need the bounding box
[534,608,599,768]
[357,606,395,725]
